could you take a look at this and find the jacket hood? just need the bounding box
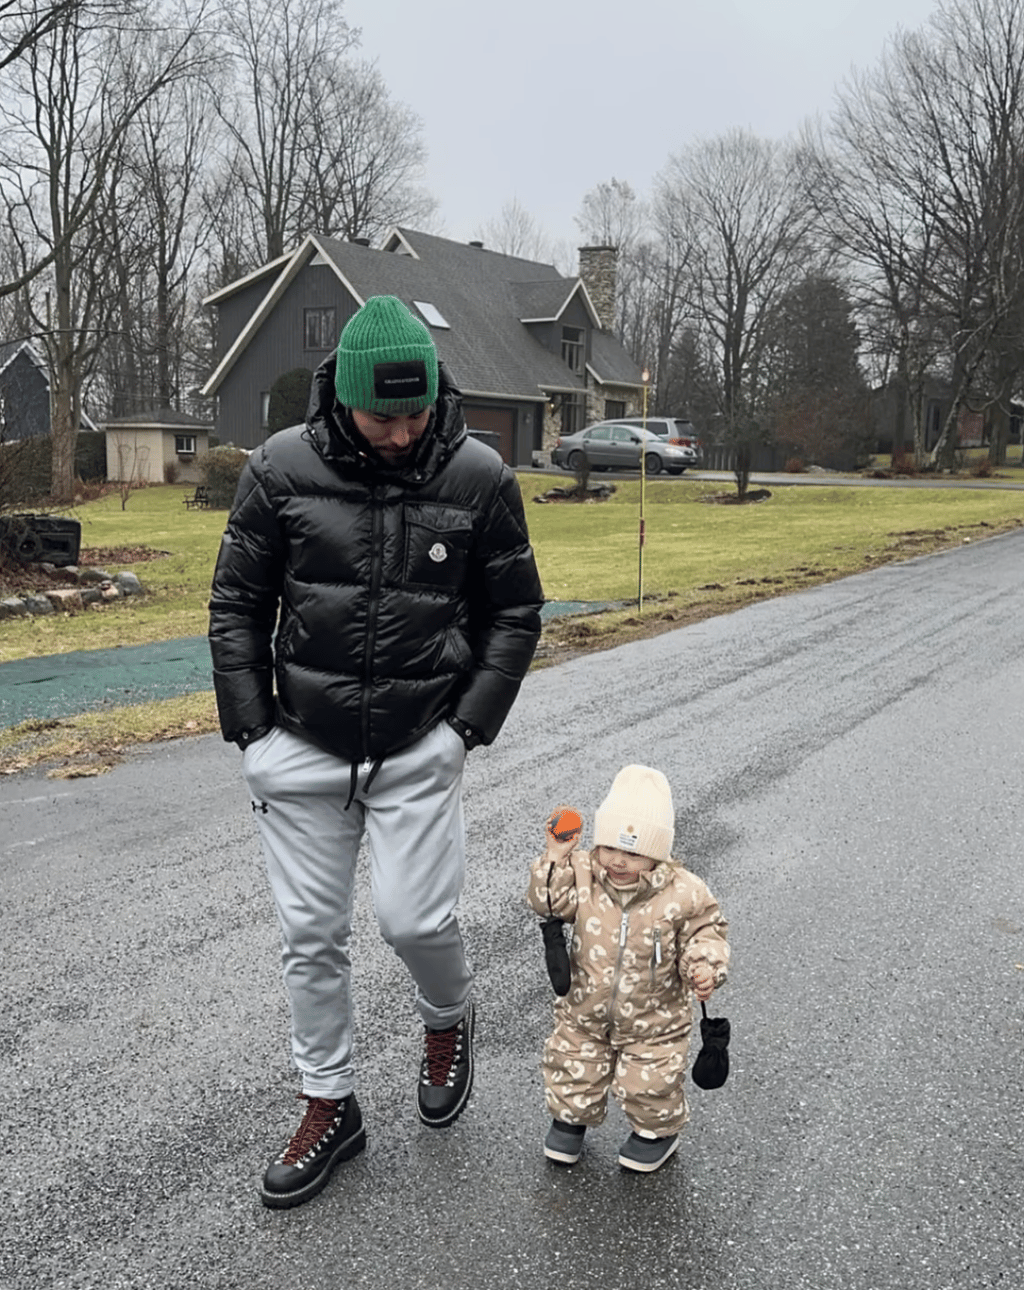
[306,352,467,483]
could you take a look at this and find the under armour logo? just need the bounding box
[251,800,269,814]
[428,542,447,563]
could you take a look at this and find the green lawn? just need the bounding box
[519,474,1024,602]
[1,485,227,662]
[3,475,1024,772]
[3,477,1024,665]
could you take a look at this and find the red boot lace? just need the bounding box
[423,1026,459,1085]
[280,1095,340,1166]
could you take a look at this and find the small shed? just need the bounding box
[103,409,211,484]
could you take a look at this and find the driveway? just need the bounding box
[2,530,1022,1290]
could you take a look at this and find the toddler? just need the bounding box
[527,764,729,1172]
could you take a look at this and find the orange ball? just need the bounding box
[549,808,582,841]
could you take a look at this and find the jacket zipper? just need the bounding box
[360,488,385,755]
[610,910,629,1012]
[650,925,662,987]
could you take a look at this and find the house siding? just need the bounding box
[0,350,50,440]
[218,265,358,449]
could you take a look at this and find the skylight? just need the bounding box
[413,300,450,329]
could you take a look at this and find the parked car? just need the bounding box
[550,424,693,475]
[592,416,702,467]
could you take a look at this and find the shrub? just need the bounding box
[267,368,314,434]
[785,457,805,473]
[971,456,994,478]
[75,431,107,482]
[200,445,249,509]
[164,460,179,484]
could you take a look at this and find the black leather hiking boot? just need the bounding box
[417,1000,474,1128]
[261,1093,365,1209]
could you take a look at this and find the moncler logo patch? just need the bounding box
[428,542,447,563]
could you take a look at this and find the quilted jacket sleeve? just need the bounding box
[526,853,580,922]
[451,464,543,744]
[676,876,730,988]
[208,451,285,743]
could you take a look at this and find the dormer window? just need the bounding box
[561,326,584,374]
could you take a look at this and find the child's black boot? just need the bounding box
[544,1118,586,1164]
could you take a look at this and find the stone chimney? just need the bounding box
[577,245,618,330]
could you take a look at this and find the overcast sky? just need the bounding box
[345,0,940,259]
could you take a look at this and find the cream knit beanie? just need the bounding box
[592,764,674,861]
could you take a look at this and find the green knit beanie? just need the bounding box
[334,295,439,414]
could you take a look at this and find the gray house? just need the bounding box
[0,341,54,441]
[201,228,644,465]
[0,339,99,441]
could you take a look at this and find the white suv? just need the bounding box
[587,417,701,469]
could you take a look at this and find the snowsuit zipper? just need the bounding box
[650,925,662,987]
[610,910,629,1012]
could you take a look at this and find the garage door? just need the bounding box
[463,406,514,464]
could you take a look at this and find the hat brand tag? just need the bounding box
[374,359,428,400]
[617,829,639,851]
[428,542,447,563]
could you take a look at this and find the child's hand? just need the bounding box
[689,963,715,1002]
[544,806,581,861]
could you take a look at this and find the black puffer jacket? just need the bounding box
[208,359,543,761]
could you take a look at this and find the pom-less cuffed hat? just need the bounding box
[592,764,674,862]
[334,295,439,414]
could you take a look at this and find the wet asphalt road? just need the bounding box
[2,531,1023,1290]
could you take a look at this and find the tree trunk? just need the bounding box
[734,443,751,499]
[49,270,78,502]
[988,407,1008,467]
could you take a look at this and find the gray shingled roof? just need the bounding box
[589,328,645,386]
[101,408,212,429]
[204,228,643,402]
[509,279,580,321]
[315,232,585,399]
[0,339,44,375]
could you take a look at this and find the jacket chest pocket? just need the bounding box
[403,504,474,589]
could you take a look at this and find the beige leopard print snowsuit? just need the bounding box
[527,849,729,1135]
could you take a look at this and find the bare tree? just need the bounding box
[299,58,437,244]
[0,1,212,500]
[97,70,220,416]
[574,177,648,340]
[212,0,434,263]
[0,0,88,75]
[212,0,356,261]
[473,198,553,262]
[811,0,1024,469]
[654,130,818,495]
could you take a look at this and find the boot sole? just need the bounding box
[260,1126,367,1209]
[544,1144,584,1165]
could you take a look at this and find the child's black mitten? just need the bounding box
[691,1001,730,1089]
[540,917,571,995]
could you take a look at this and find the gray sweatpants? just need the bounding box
[242,719,472,1098]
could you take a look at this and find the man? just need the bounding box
[209,295,543,1208]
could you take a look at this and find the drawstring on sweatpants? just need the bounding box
[343,757,385,810]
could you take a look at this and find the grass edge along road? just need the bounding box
[2,477,1023,777]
